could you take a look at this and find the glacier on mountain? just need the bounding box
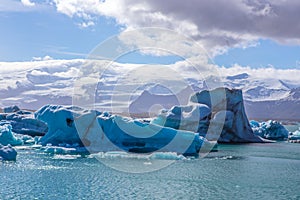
[0,59,300,120]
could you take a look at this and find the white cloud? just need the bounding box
[32,55,53,61]
[117,28,208,59]
[78,21,95,28]
[53,0,102,19]
[218,64,300,82]
[0,0,34,12]
[21,0,35,7]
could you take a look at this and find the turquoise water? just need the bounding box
[1,142,300,200]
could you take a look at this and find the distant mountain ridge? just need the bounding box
[245,88,300,121]
[0,60,299,120]
[129,74,300,120]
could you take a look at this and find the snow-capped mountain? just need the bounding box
[0,59,299,120]
[222,73,292,101]
[245,87,300,120]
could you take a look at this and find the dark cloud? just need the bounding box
[143,0,300,42]
[51,0,300,54]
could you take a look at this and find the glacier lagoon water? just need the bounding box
[1,142,299,200]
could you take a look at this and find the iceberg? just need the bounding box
[250,120,289,140]
[3,105,20,113]
[0,109,48,137]
[190,88,266,142]
[35,105,100,146]
[0,144,17,161]
[0,124,22,146]
[289,129,300,142]
[98,113,207,156]
[35,87,266,155]
[35,105,210,156]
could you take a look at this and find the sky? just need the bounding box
[0,0,300,69]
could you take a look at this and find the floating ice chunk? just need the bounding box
[249,120,260,128]
[17,134,35,144]
[52,154,81,160]
[149,152,186,160]
[289,129,300,141]
[0,144,17,161]
[42,146,78,154]
[91,151,186,160]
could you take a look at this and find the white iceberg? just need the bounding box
[289,128,300,142]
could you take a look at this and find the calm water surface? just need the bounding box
[1,142,299,200]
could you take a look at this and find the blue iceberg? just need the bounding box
[0,109,48,137]
[35,105,210,156]
[0,124,22,146]
[250,120,289,140]
[98,113,207,156]
[35,105,101,149]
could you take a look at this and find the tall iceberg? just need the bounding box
[190,88,263,142]
[152,88,265,143]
